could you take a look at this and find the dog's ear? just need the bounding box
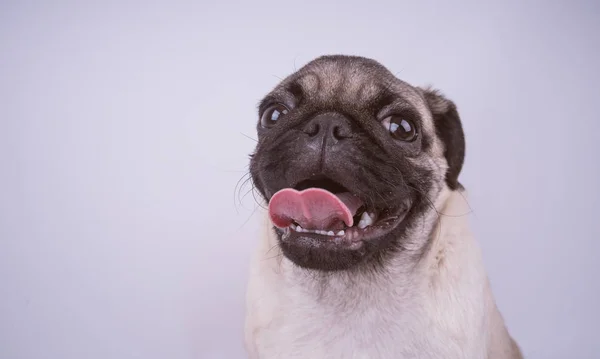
[419,87,465,190]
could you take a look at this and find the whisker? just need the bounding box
[263,243,284,261]
[457,189,476,218]
[387,160,472,218]
[250,182,268,210]
[240,132,258,142]
[235,203,260,232]
[264,242,280,257]
[262,252,285,262]
[234,172,252,213]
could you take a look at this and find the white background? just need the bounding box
[1,1,598,358]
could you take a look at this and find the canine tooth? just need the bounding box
[296,225,304,232]
[327,231,335,236]
[337,230,345,236]
[358,211,374,229]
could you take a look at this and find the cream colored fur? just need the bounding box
[244,187,522,359]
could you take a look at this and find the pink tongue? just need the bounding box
[268,188,364,229]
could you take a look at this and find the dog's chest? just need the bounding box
[250,280,467,359]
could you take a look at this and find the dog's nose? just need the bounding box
[302,113,352,145]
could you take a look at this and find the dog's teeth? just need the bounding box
[293,227,343,237]
[358,211,374,229]
[369,212,378,221]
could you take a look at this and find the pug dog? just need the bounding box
[244,55,522,359]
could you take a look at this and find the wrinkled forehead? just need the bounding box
[272,57,427,114]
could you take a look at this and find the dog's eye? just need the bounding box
[382,116,417,141]
[260,104,289,128]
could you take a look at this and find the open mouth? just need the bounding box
[268,176,410,247]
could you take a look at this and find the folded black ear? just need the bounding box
[419,87,466,190]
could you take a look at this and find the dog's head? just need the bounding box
[249,55,465,271]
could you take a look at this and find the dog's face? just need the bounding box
[249,55,465,271]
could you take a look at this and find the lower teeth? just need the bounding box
[290,212,377,237]
[291,224,344,236]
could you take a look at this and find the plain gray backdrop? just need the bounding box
[1,0,598,358]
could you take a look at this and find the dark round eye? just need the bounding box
[382,115,417,141]
[260,104,289,128]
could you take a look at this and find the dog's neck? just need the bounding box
[256,186,483,306]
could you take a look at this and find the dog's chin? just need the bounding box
[273,195,413,272]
